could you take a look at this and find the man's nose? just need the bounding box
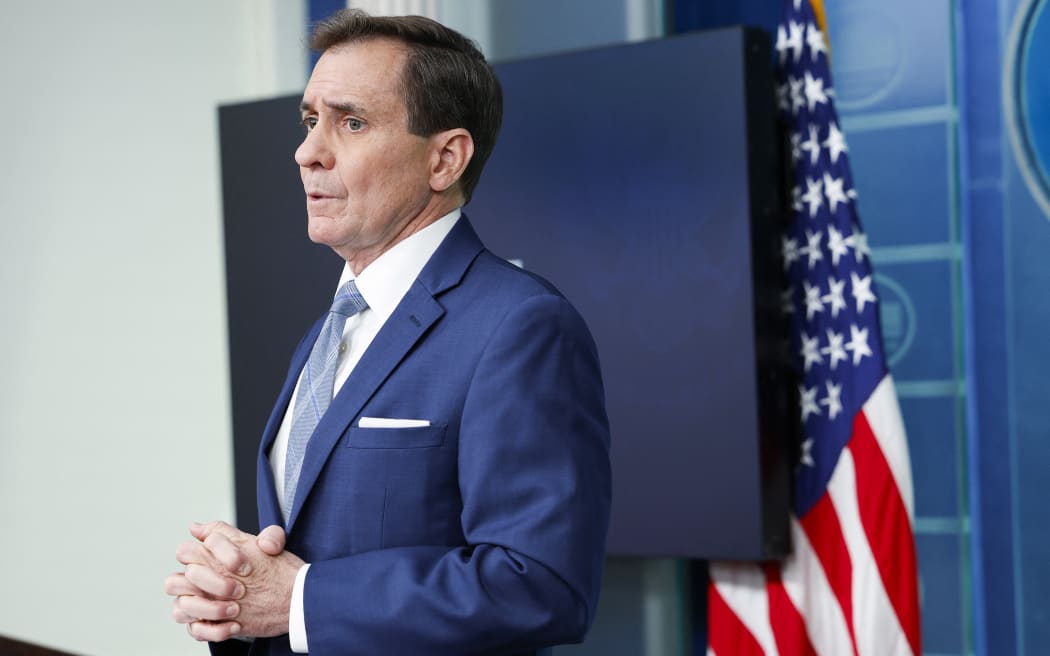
[294,128,334,169]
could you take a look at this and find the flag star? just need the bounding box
[806,23,828,61]
[775,25,788,64]
[802,229,824,269]
[800,385,821,422]
[819,381,843,420]
[793,0,802,10]
[823,173,849,214]
[822,276,848,318]
[800,332,822,371]
[801,176,824,218]
[800,437,815,467]
[789,76,806,115]
[803,280,825,320]
[821,328,848,370]
[845,323,874,365]
[823,122,848,163]
[787,21,805,62]
[781,288,795,315]
[792,185,803,213]
[827,225,851,266]
[850,272,878,313]
[775,23,805,64]
[804,71,829,112]
[782,235,800,270]
[851,228,870,263]
[801,124,822,166]
[790,131,803,163]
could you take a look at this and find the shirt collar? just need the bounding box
[335,209,461,322]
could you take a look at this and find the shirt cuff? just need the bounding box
[289,563,311,653]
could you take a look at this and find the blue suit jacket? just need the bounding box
[213,217,611,655]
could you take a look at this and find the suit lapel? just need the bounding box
[285,216,485,530]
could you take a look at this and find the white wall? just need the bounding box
[0,1,304,654]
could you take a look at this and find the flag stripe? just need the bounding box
[779,518,856,655]
[710,563,781,656]
[852,409,922,654]
[827,447,915,656]
[709,571,770,656]
[861,375,915,518]
[797,493,859,655]
[763,564,818,656]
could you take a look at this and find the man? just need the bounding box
[164,9,611,655]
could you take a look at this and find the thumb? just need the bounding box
[257,525,287,555]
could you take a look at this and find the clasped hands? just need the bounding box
[165,521,304,642]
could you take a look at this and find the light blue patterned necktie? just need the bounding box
[284,280,368,520]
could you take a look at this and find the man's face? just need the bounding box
[295,39,435,268]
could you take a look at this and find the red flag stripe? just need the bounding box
[763,564,818,656]
[797,493,859,656]
[850,410,922,655]
[709,575,769,656]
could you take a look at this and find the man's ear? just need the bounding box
[429,128,474,195]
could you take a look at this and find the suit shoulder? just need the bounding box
[468,249,566,300]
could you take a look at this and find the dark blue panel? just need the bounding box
[824,0,951,114]
[916,532,966,653]
[899,396,961,518]
[847,123,952,248]
[470,29,789,559]
[872,260,956,382]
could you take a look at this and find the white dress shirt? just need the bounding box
[267,209,460,652]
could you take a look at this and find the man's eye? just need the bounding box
[346,118,364,132]
[302,116,317,132]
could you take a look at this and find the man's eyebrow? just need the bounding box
[299,99,367,115]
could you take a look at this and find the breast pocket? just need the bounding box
[345,424,447,449]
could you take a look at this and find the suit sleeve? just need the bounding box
[302,293,612,655]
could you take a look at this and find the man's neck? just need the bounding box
[343,195,462,275]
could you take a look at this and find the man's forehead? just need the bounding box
[312,38,409,79]
[302,39,408,106]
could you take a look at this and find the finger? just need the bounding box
[191,520,241,542]
[184,563,245,600]
[164,572,207,598]
[187,620,242,643]
[175,539,218,569]
[172,598,199,625]
[176,593,240,623]
[257,525,286,555]
[204,531,252,576]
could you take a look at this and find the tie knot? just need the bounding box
[330,280,368,317]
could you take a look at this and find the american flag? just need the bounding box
[707,1,922,654]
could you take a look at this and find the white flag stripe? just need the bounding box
[780,517,855,655]
[861,375,916,519]
[710,563,781,656]
[827,449,915,656]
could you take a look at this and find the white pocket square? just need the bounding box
[358,417,431,428]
